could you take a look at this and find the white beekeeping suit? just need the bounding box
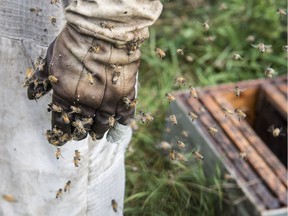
[0,1,162,215]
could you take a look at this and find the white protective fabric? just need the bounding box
[0,1,135,215]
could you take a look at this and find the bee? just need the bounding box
[73,156,80,167]
[158,141,172,150]
[234,109,246,121]
[111,199,118,212]
[62,113,70,124]
[123,97,138,109]
[48,75,58,83]
[202,22,209,32]
[267,125,285,137]
[50,0,60,6]
[70,106,82,114]
[246,35,255,42]
[192,151,204,160]
[25,67,34,80]
[108,115,117,128]
[82,118,93,126]
[239,152,247,160]
[277,8,287,16]
[176,153,187,162]
[59,133,71,143]
[100,22,114,31]
[52,127,64,137]
[55,147,63,160]
[50,16,57,26]
[251,43,272,53]
[30,7,42,15]
[181,130,189,138]
[48,103,63,113]
[169,114,177,125]
[233,85,244,97]
[72,120,86,134]
[56,189,63,199]
[90,132,98,141]
[64,181,71,193]
[264,67,276,78]
[207,126,218,136]
[138,111,154,125]
[185,55,194,62]
[74,150,82,161]
[232,54,243,61]
[204,35,216,42]
[282,45,288,52]
[188,86,198,99]
[89,45,101,53]
[126,38,145,55]
[129,119,139,131]
[34,91,43,100]
[165,93,176,104]
[188,112,198,121]
[2,194,17,203]
[221,106,234,118]
[175,77,186,88]
[177,141,185,150]
[176,49,184,55]
[110,64,122,84]
[155,48,166,60]
[169,150,176,160]
[86,72,94,85]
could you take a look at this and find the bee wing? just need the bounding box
[267,125,274,133]
[251,44,258,48]
[264,45,272,48]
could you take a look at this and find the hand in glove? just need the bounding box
[26,24,142,146]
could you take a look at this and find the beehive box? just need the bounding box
[164,76,287,216]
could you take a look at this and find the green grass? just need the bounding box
[124,0,287,215]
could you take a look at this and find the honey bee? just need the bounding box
[204,35,216,42]
[188,86,198,99]
[169,150,176,160]
[123,97,138,109]
[188,112,198,121]
[158,141,172,150]
[111,199,118,212]
[277,8,287,16]
[73,156,80,167]
[175,77,186,88]
[82,118,93,126]
[56,189,63,199]
[62,113,70,124]
[48,103,63,113]
[70,106,82,114]
[234,109,246,121]
[176,153,187,162]
[185,55,194,62]
[86,72,94,85]
[74,150,82,161]
[129,119,139,131]
[282,45,288,52]
[233,85,243,97]
[232,54,243,61]
[34,91,43,100]
[59,133,71,143]
[155,48,166,60]
[100,22,114,31]
[50,0,60,6]
[126,38,145,55]
[48,75,58,83]
[246,35,255,42]
[30,7,42,15]
[50,16,57,26]
[52,127,64,137]
[181,130,189,138]
[108,115,117,128]
[251,43,272,53]
[89,45,101,53]
[221,106,234,118]
[207,126,218,136]
[25,67,34,80]
[64,181,71,193]
[55,147,63,160]
[267,125,285,137]
[165,93,176,104]
[169,114,177,125]
[72,120,86,134]
[176,49,184,55]
[239,152,247,160]
[90,132,98,141]
[202,22,210,32]
[2,194,17,202]
[177,141,185,150]
[192,151,204,160]
[264,67,276,78]
[138,111,154,125]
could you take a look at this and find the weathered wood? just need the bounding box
[183,94,279,209]
[199,94,287,205]
[212,93,288,187]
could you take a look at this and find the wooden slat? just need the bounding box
[199,94,287,205]
[260,84,287,119]
[182,94,279,209]
[212,93,288,188]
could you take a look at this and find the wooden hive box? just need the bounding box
[164,76,287,216]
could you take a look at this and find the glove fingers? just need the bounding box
[27,40,56,100]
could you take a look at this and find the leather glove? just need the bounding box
[26,24,143,146]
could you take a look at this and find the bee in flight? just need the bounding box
[165,93,176,104]
[192,151,204,160]
[251,43,272,53]
[188,86,198,99]
[267,125,286,137]
[155,48,166,60]
[234,109,246,121]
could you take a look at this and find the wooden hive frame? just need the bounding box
[167,76,287,216]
